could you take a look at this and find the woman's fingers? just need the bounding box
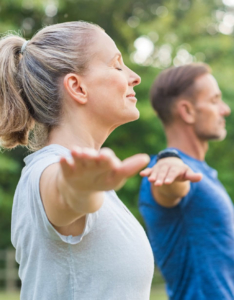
[71,147,117,169]
[118,154,150,178]
[140,168,152,177]
[60,157,74,177]
[98,148,120,169]
[71,147,98,168]
[69,146,121,175]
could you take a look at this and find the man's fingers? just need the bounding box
[152,166,170,186]
[162,167,186,185]
[163,167,202,184]
[120,154,150,178]
[149,165,202,186]
[184,169,203,182]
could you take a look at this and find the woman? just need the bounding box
[0,22,154,299]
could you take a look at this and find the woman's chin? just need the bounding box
[131,108,140,120]
[132,110,140,121]
[123,109,140,124]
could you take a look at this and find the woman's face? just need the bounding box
[83,29,141,130]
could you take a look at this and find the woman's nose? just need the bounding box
[129,69,141,87]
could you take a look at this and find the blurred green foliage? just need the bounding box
[0,153,21,248]
[0,0,234,248]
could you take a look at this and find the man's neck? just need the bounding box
[165,125,208,161]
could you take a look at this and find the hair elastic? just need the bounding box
[21,41,29,54]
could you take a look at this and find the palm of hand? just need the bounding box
[140,157,202,186]
[60,147,149,192]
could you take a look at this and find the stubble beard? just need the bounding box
[196,128,227,142]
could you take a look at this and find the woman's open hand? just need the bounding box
[60,147,150,192]
[41,147,150,228]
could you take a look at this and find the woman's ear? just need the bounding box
[63,73,88,105]
[176,100,196,124]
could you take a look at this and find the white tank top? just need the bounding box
[11,144,154,300]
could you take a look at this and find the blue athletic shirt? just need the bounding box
[139,148,234,300]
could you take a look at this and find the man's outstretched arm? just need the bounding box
[140,157,202,207]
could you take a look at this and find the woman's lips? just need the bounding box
[126,94,137,101]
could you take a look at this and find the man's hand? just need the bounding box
[140,157,202,186]
[140,157,202,207]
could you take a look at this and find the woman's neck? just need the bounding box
[47,116,112,151]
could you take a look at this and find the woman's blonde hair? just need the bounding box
[0,21,101,150]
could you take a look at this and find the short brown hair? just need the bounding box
[150,63,211,125]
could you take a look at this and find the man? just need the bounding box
[139,63,234,299]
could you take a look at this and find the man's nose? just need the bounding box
[220,101,231,116]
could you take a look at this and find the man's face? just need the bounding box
[193,73,231,141]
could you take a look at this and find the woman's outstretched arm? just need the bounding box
[40,147,149,234]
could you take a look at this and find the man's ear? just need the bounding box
[176,100,196,124]
[63,73,88,105]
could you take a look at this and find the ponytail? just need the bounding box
[0,35,34,149]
